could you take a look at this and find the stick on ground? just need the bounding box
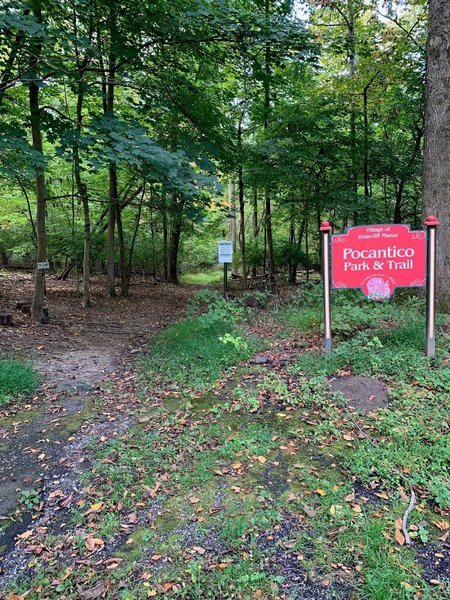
[402,486,416,546]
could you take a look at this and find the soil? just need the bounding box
[0,271,192,576]
[329,375,389,414]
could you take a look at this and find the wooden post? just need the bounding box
[320,220,333,354]
[425,215,440,357]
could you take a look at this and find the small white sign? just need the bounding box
[37,261,49,270]
[218,241,233,264]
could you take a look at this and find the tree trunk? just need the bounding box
[347,0,358,225]
[29,1,48,324]
[263,0,276,291]
[423,0,450,309]
[238,166,247,282]
[167,196,184,284]
[252,185,258,277]
[228,180,238,277]
[162,195,169,281]
[105,10,117,297]
[73,7,92,307]
[116,202,129,296]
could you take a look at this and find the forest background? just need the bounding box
[0,0,436,318]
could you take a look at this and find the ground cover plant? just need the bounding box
[0,359,37,406]
[3,286,450,599]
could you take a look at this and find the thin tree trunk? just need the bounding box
[264,0,276,290]
[347,0,358,224]
[238,166,247,282]
[252,185,258,277]
[162,195,168,281]
[105,11,117,297]
[73,8,92,307]
[116,202,129,295]
[29,0,48,324]
[167,195,184,284]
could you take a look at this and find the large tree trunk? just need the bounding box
[29,1,48,324]
[423,0,450,309]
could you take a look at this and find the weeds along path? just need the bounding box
[0,273,193,575]
[1,288,449,599]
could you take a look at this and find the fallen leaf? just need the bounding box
[256,456,266,464]
[395,529,406,546]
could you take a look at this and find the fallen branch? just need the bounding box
[402,486,416,545]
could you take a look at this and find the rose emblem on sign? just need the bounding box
[365,276,391,300]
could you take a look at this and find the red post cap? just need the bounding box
[424,215,440,227]
[320,220,332,232]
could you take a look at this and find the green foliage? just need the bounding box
[19,488,41,510]
[0,359,37,405]
[141,294,263,390]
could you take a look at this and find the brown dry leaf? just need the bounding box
[192,546,206,555]
[151,554,162,561]
[344,492,355,502]
[189,496,200,504]
[374,492,389,500]
[232,462,242,469]
[286,493,297,502]
[303,505,316,518]
[434,520,450,531]
[351,504,362,514]
[256,456,266,464]
[85,501,103,515]
[395,529,406,546]
[78,581,106,599]
[128,513,138,524]
[17,530,34,541]
[343,434,353,441]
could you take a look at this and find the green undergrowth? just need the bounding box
[7,290,450,599]
[139,290,267,391]
[180,269,223,285]
[0,358,37,406]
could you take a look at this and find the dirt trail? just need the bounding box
[0,272,192,569]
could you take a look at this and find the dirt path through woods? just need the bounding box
[0,272,192,567]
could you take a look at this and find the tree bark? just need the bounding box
[167,195,184,283]
[105,10,117,297]
[238,165,247,282]
[423,0,450,309]
[252,185,258,277]
[29,0,48,324]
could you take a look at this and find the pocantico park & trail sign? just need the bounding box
[320,216,440,357]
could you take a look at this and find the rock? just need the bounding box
[254,355,269,365]
[57,380,96,393]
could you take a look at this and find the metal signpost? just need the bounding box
[320,216,440,357]
[218,241,233,299]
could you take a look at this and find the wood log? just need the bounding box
[0,314,13,326]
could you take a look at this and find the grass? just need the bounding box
[6,288,450,599]
[139,292,265,390]
[180,269,224,285]
[0,358,37,405]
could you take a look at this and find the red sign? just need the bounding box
[331,224,426,300]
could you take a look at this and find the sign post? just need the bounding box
[320,217,439,357]
[320,220,333,355]
[425,215,440,357]
[218,241,233,300]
